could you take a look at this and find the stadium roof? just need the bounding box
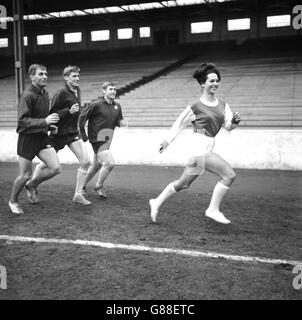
[1,0,297,23]
[1,1,239,23]
[2,0,232,15]
[0,0,299,22]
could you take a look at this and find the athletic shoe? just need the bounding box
[8,201,24,215]
[82,186,87,197]
[149,199,159,223]
[73,193,92,206]
[205,209,231,224]
[94,186,107,198]
[25,184,39,204]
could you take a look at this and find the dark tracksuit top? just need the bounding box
[49,83,81,136]
[17,84,50,135]
[79,97,123,143]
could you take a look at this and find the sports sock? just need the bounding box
[207,181,230,211]
[96,167,111,188]
[153,182,177,209]
[75,168,88,194]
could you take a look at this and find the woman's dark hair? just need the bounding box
[192,62,221,84]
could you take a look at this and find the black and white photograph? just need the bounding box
[0,0,302,304]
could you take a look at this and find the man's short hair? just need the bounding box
[102,81,116,90]
[28,64,47,77]
[63,65,80,77]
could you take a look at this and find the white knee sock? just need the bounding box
[153,182,177,209]
[208,181,230,212]
[75,168,88,194]
[96,167,111,188]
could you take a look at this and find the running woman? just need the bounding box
[149,62,241,224]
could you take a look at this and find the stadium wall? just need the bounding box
[1,5,301,58]
[0,128,300,170]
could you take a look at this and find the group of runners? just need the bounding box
[8,62,240,225]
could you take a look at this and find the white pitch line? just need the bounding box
[0,234,301,267]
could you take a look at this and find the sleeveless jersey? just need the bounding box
[190,99,226,137]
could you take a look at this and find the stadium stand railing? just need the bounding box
[1,53,301,129]
[119,55,302,128]
[0,54,184,127]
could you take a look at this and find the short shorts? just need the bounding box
[90,141,108,154]
[186,131,215,159]
[183,131,215,176]
[17,133,53,160]
[52,133,80,151]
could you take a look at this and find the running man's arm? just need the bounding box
[18,94,48,129]
[50,90,71,119]
[224,103,240,131]
[117,107,128,127]
[160,105,195,152]
[78,103,93,142]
